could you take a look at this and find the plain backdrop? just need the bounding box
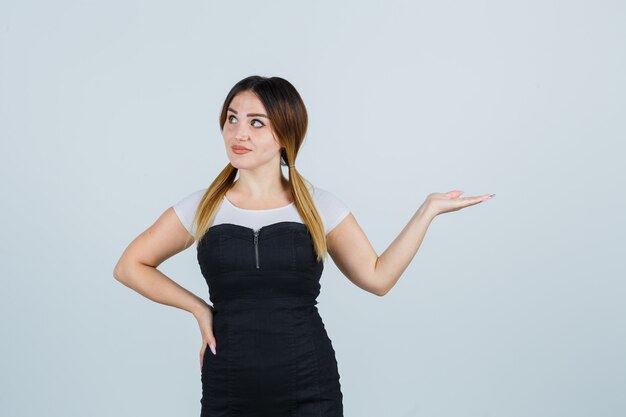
[1,1,624,416]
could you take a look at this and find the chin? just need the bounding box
[229,160,251,170]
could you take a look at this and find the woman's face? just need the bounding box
[222,90,282,170]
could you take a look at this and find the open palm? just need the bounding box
[425,190,495,217]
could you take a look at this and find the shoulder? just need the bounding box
[312,185,343,204]
[172,188,207,234]
[173,188,207,211]
[310,184,351,235]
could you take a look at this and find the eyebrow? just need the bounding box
[227,107,269,119]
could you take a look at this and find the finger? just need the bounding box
[462,193,492,202]
[200,339,217,368]
[207,337,217,355]
[452,196,483,208]
[472,195,493,205]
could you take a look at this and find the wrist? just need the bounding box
[190,298,212,318]
[416,202,437,222]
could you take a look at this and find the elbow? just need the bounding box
[374,280,389,296]
[373,260,386,296]
[113,264,123,282]
[374,266,388,297]
[113,259,129,283]
[114,259,149,286]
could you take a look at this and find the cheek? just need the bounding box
[226,123,238,133]
[258,134,280,152]
[260,145,281,159]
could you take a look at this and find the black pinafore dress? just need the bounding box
[197,221,344,417]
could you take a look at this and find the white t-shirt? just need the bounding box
[172,184,350,238]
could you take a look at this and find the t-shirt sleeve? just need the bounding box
[172,188,206,235]
[313,186,351,235]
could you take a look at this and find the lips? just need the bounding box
[232,145,251,151]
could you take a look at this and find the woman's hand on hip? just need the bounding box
[194,303,217,368]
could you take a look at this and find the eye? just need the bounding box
[251,119,265,128]
[228,115,237,123]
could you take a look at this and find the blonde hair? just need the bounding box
[190,76,328,263]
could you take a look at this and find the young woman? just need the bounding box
[113,75,494,417]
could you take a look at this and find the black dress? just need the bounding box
[197,221,344,417]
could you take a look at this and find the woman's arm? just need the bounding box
[113,207,209,317]
[327,190,493,296]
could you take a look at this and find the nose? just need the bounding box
[234,123,251,140]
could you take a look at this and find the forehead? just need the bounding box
[229,91,265,111]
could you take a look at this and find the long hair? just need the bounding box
[189,75,328,262]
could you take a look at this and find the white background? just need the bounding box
[1,1,624,416]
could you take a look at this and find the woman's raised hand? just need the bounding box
[194,303,217,368]
[423,190,495,217]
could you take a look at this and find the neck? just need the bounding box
[232,168,291,199]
